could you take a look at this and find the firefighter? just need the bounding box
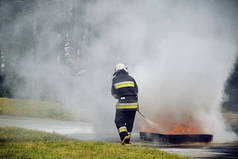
[111,63,138,145]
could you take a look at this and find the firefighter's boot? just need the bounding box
[121,135,130,145]
[118,126,128,145]
[126,132,131,144]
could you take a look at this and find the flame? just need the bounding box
[167,123,202,135]
[140,127,156,133]
[140,123,203,135]
[139,113,204,135]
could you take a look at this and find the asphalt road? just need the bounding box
[0,115,118,142]
[134,142,238,159]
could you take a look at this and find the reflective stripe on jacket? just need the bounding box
[116,102,138,109]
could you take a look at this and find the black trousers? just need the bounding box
[114,110,136,142]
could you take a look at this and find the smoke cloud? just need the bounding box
[2,0,238,142]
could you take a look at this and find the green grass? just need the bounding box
[0,127,190,159]
[0,127,69,143]
[0,98,72,120]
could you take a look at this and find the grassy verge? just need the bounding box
[0,98,72,120]
[0,127,69,143]
[0,127,190,159]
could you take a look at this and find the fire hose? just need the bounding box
[137,110,165,133]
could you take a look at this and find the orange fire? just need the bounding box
[140,123,203,135]
[167,123,202,135]
[140,127,156,133]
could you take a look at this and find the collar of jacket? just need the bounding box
[113,70,128,76]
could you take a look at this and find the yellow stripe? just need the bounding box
[115,83,134,89]
[119,128,127,133]
[116,105,138,109]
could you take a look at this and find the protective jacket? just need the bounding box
[111,70,138,111]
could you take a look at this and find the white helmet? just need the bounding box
[114,63,128,72]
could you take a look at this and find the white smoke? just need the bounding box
[138,36,237,142]
[84,0,238,142]
[3,0,238,142]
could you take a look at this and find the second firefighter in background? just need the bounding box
[111,63,138,145]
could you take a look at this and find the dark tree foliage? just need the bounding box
[0,0,37,98]
[0,0,78,100]
[224,57,238,112]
